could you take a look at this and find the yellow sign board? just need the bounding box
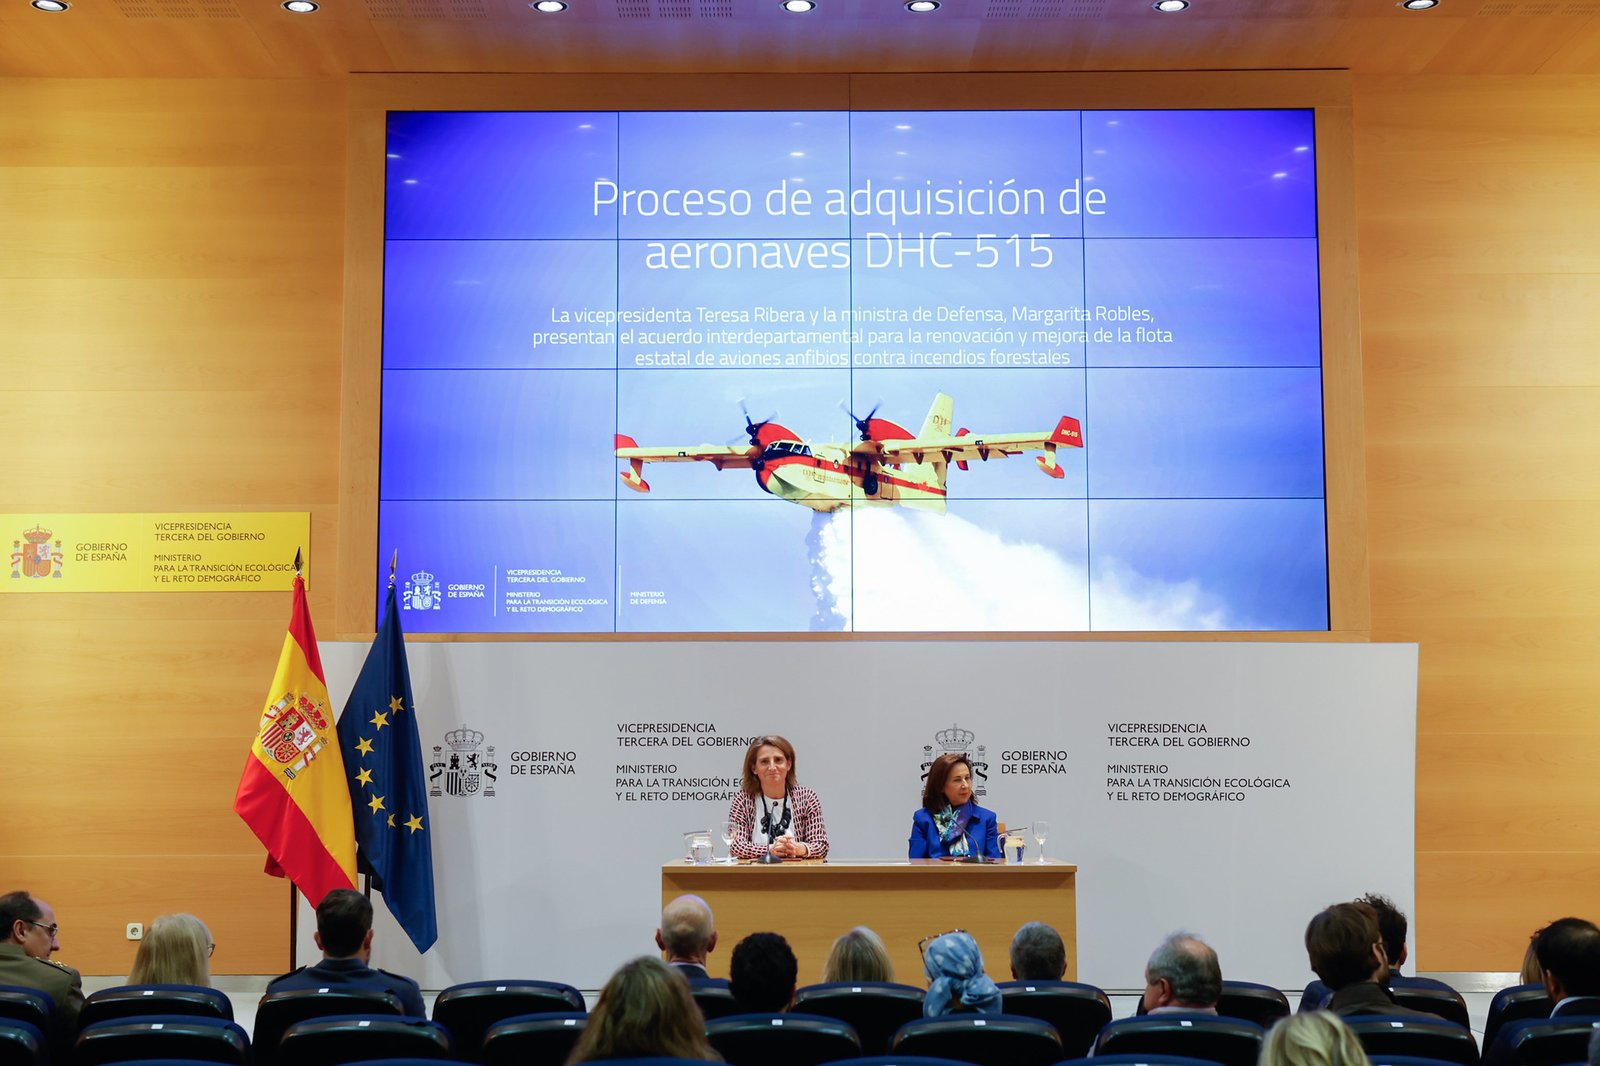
[2,513,311,593]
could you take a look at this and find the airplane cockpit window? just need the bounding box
[763,441,811,458]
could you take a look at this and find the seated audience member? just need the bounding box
[266,888,425,1017]
[1010,921,1068,981]
[129,913,213,986]
[657,895,718,981]
[1521,936,1545,986]
[1531,917,1600,1015]
[566,956,720,1063]
[1357,894,1408,982]
[823,926,895,983]
[1305,902,1427,1018]
[729,931,798,1012]
[1143,932,1222,1014]
[0,890,84,1033]
[922,931,1001,1017]
[1261,1011,1373,1066]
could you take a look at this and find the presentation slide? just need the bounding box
[378,109,1327,633]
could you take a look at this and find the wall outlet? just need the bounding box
[126,923,143,940]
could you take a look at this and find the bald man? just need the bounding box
[0,890,84,1035]
[1143,932,1222,1014]
[657,894,719,980]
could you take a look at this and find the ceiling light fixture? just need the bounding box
[906,0,939,11]
[1152,0,1187,10]
[532,0,567,10]
[31,0,70,10]
[1399,0,1437,8]
[281,0,318,11]
[782,0,816,12]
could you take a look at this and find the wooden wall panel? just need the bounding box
[0,78,346,975]
[1356,73,1600,971]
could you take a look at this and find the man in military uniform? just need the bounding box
[266,888,425,1016]
[0,890,85,1035]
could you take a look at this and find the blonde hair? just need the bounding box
[128,913,212,986]
[566,956,718,1063]
[1260,1012,1371,1066]
[822,926,895,984]
[1521,937,1545,985]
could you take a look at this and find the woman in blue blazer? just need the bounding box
[908,752,1002,860]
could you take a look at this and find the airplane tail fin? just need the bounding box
[919,393,954,491]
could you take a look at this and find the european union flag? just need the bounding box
[337,583,438,952]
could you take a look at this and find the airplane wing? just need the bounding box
[614,434,756,492]
[865,415,1084,479]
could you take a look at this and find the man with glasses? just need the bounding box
[0,889,85,1034]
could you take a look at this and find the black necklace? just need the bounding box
[759,789,792,839]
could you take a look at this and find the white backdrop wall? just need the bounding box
[302,640,1417,992]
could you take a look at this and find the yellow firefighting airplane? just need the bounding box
[615,393,1084,513]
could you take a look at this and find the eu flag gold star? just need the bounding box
[355,767,373,786]
[370,710,389,731]
[389,695,405,713]
[387,814,396,827]
[356,737,374,756]
[404,814,424,833]
[368,793,386,814]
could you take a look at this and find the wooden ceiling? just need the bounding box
[4,0,1600,79]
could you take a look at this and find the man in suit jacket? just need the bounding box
[0,890,84,1036]
[657,894,719,982]
[266,888,426,1017]
[1305,902,1430,1018]
[1481,918,1600,1066]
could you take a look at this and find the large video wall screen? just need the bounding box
[378,109,1328,633]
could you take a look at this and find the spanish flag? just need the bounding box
[234,573,358,904]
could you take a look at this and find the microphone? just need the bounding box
[959,826,982,863]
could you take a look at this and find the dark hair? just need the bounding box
[1534,917,1600,996]
[922,753,974,813]
[566,956,718,1063]
[1357,893,1407,967]
[729,932,797,1012]
[0,892,42,939]
[316,888,373,957]
[740,736,798,797]
[1010,922,1067,981]
[1305,902,1380,990]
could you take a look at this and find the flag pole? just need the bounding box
[287,546,303,967]
[359,552,397,905]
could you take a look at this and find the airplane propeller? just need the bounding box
[841,400,882,442]
[735,399,774,449]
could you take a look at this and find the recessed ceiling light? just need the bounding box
[906,0,939,10]
[782,0,815,12]
[532,0,567,10]
[1152,0,1188,10]
[31,0,70,10]
[281,0,318,11]
[1399,0,1437,8]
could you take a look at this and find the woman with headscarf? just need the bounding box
[921,931,1001,1017]
[908,752,1001,860]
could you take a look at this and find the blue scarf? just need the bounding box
[923,932,1001,1016]
[933,801,976,856]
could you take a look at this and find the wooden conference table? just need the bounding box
[661,858,1077,985]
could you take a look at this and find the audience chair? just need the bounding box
[277,1015,453,1066]
[1080,1054,1230,1066]
[1216,982,1291,1028]
[252,987,403,1064]
[1300,980,1333,1013]
[1341,1015,1481,1066]
[995,980,1112,1059]
[1497,1017,1600,1066]
[1368,1056,1483,1066]
[72,1014,250,1066]
[793,982,927,1055]
[890,1014,1064,1066]
[431,979,584,1061]
[706,1012,862,1066]
[80,985,233,1028]
[689,984,741,1021]
[824,1057,981,1066]
[0,989,57,1057]
[1483,986,1555,1053]
[1094,1013,1266,1066]
[0,1019,46,1066]
[479,1011,587,1066]
[1388,978,1471,1030]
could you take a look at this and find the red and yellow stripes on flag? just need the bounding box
[233,574,357,904]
